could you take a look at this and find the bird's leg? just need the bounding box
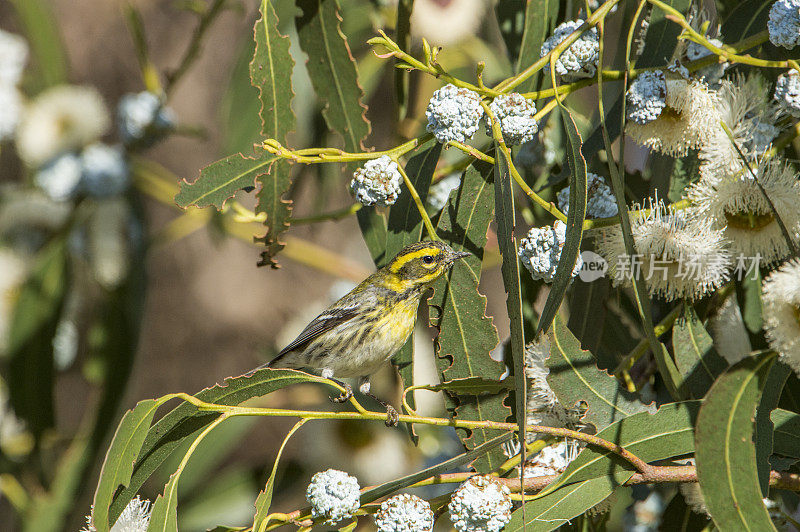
[358,377,400,427]
[322,369,353,403]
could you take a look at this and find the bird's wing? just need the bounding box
[278,303,362,355]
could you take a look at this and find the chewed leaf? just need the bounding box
[548,315,655,432]
[175,150,278,210]
[255,159,293,268]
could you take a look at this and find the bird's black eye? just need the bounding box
[422,255,435,264]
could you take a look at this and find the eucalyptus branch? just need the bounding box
[395,162,439,240]
[263,134,432,165]
[446,141,495,164]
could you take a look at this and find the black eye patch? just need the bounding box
[422,255,435,264]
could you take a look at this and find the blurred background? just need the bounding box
[0,0,533,529]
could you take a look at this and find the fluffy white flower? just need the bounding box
[427,173,461,211]
[774,69,800,118]
[375,493,434,532]
[16,85,110,167]
[762,258,800,375]
[594,199,732,301]
[686,161,800,265]
[350,155,403,206]
[627,73,721,156]
[117,91,174,146]
[0,86,22,140]
[686,38,728,83]
[448,475,511,532]
[410,0,487,46]
[306,469,361,525]
[83,495,152,532]
[627,70,667,125]
[540,20,599,82]
[34,153,83,201]
[523,441,579,477]
[557,172,618,219]
[701,75,781,179]
[518,220,583,283]
[0,30,28,86]
[487,93,538,145]
[80,143,129,197]
[0,248,28,354]
[425,84,484,143]
[769,0,800,49]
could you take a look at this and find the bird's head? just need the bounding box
[384,240,471,289]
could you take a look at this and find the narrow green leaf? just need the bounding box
[695,351,778,531]
[251,0,296,142]
[109,369,323,523]
[429,160,508,473]
[672,304,729,399]
[148,472,180,532]
[296,0,371,153]
[252,420,307,532]
[175,150,279,209]
[359,432,514,504]
[357,208,389,265]
[738,270,764,333]
[493,143,527,463]
[7,238,66,437]
[507,476,619,531]
[535,106,587,338]
[412,377,514,396]
[540,401,700,495]
[659,491,710,531]
[772,408,800,459]
[514,0,560,92]
[548,316,655,433]
[756,362,791,492]
[92,400,161,531]
[254,159,294,268]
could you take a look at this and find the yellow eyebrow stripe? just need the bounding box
[389,247,442,273]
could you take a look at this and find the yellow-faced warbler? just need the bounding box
[262,240,470,425]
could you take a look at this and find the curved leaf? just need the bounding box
[548,315,655,432]
[672,304,728,399]
[255,159,294,268]
[429,160,507,473]
[108,369,322,523]
[695,351,778,531]
[772,408,800,459]
[175,150,279,210]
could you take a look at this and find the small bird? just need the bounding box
[263,240,470,426]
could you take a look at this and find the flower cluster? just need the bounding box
[768,0,800,49]
[557,172,618,218]
[425,84,484,143]
[626,70,667,125]
[518,221,583,283]
[448,475,512,532]
[375,493,434,532]
[762,258,800,374]
[540,20,600,82]
[487,92,538,145]
[306,469,361,524]
[82,496,152,532]
[350,155,403,206]
[774,70,800,118]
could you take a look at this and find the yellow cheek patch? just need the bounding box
[389,247,443,273]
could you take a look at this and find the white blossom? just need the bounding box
[518,221,583,283]
[487,92,538,145]
[306,469,361,525]
[557,172,618,219]
[34,153,83,201]
[768,0,800,49]
[350,155,403,207]
[762,258,800,376]
[425,84,484,143]
[16,85,110,167]
[448,475,511,532]
[375,493,434,532]
[540,20,599,82]
[117,91,174,146]
[80,143,129,197]
[84,495,152,532]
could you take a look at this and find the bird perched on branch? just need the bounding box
[262,240,470,426]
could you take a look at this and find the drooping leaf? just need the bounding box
[493,143,527,459]
[548,316,655,433]
[540,401,700,495]
[658,491,710,532]
[772,408,800,459]
[514,0,560,92]
[108,369,323,523]
[695,351,778,531]
[7,238,66,437]
[672,304,729,399]
[175,150,279,210]
[507,476,619,531]
[429,160,508,473]
[535,106,587,338]
[254,159,294,268]
[253,420,307,532]
[756,362,791,492]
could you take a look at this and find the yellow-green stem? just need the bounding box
[395,162,439,240]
